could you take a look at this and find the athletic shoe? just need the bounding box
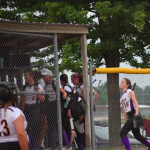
[74,120,84,134]
[63,146,72,150]
[54,146,72,150]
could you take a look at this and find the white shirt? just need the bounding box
[24,84,44,104]
[64,84,72,93]
[0,106,28,143]
[37,78,45,89]
[120,89,135,113]
[76,84,95,97]
[45,82,56,102]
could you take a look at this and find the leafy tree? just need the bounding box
[1,1,150,147]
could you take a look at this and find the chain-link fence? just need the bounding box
[92,73,150,149]
[0,30,64,150]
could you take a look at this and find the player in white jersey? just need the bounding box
[60,74,76,150]
[21,70,45,150]
[0,82,28,150]
[40,68,67,149]
[120,78,150,150]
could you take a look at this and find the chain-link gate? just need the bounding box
[91,71,150,149]
[0,30,63,150]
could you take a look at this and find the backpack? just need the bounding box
[70,87,86,118]
[62,85,73,109]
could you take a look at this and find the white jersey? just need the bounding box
[45,81,58,102]
[24,83,44,105]
[63,84,72,93]
[37,78,45,89]
[76,84,95,97]
[0,106,27,143]
[120,89,135,113]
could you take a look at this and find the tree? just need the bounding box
[1,1,150,147]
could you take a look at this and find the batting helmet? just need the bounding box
[0,82,20,105]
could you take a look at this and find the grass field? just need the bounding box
[104,119,124,125]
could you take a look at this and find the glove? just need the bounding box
[133,113,144,128]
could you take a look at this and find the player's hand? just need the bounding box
[34,87,39,92]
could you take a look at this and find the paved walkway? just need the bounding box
[98,146,148,150]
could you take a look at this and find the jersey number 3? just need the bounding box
[0,119,10,136]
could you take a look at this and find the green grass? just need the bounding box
[104,119,124,125]
[142,114,150,120]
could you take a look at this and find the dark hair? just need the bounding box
[60,74,68,85]
[78,72,83,84]
[71,72,83,84]
[33,71,41,82]
[123,78,136,91]
[24,70,34,77]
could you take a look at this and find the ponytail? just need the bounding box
[132,83,136,91]
[123,78,136,91]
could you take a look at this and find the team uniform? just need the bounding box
[23,83,44,149]
[76,84,95,96]
[61,84,73,146]
[120,89,147,146]
[74,84,86,150]
[44,81,59,149]
[37,78,45,89]
[0,106,28,150]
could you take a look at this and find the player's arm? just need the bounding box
[60,88,67,99]
[34,86,45,102]
[37,92,45,102]
[129,91,139,114]
[122,106,127,124]
[81,88,84,97]
[93,91,99,105]
[14,114,28,150]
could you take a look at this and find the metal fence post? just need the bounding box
[54,33,63,150]
[89,62,95,150]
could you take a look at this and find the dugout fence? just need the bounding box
[0,20,95,150]
[0,30,63,150]
[91,68,150,149]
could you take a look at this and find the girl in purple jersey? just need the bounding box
[120,78,150,150]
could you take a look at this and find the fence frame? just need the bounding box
[0,20,93,150]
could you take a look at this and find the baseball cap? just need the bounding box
[40,68,53,76]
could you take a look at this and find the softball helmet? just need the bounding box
[0,82,20,105]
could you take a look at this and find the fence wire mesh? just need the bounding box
[92,73,150,149]
[0,30,62,150]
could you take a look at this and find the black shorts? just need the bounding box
[0,141,21,150]
[24,103,40,135]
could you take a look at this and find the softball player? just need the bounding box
[60,74,76,149]
[40,68,67,149]
[0,82,28,150]
[120,78,150,150]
